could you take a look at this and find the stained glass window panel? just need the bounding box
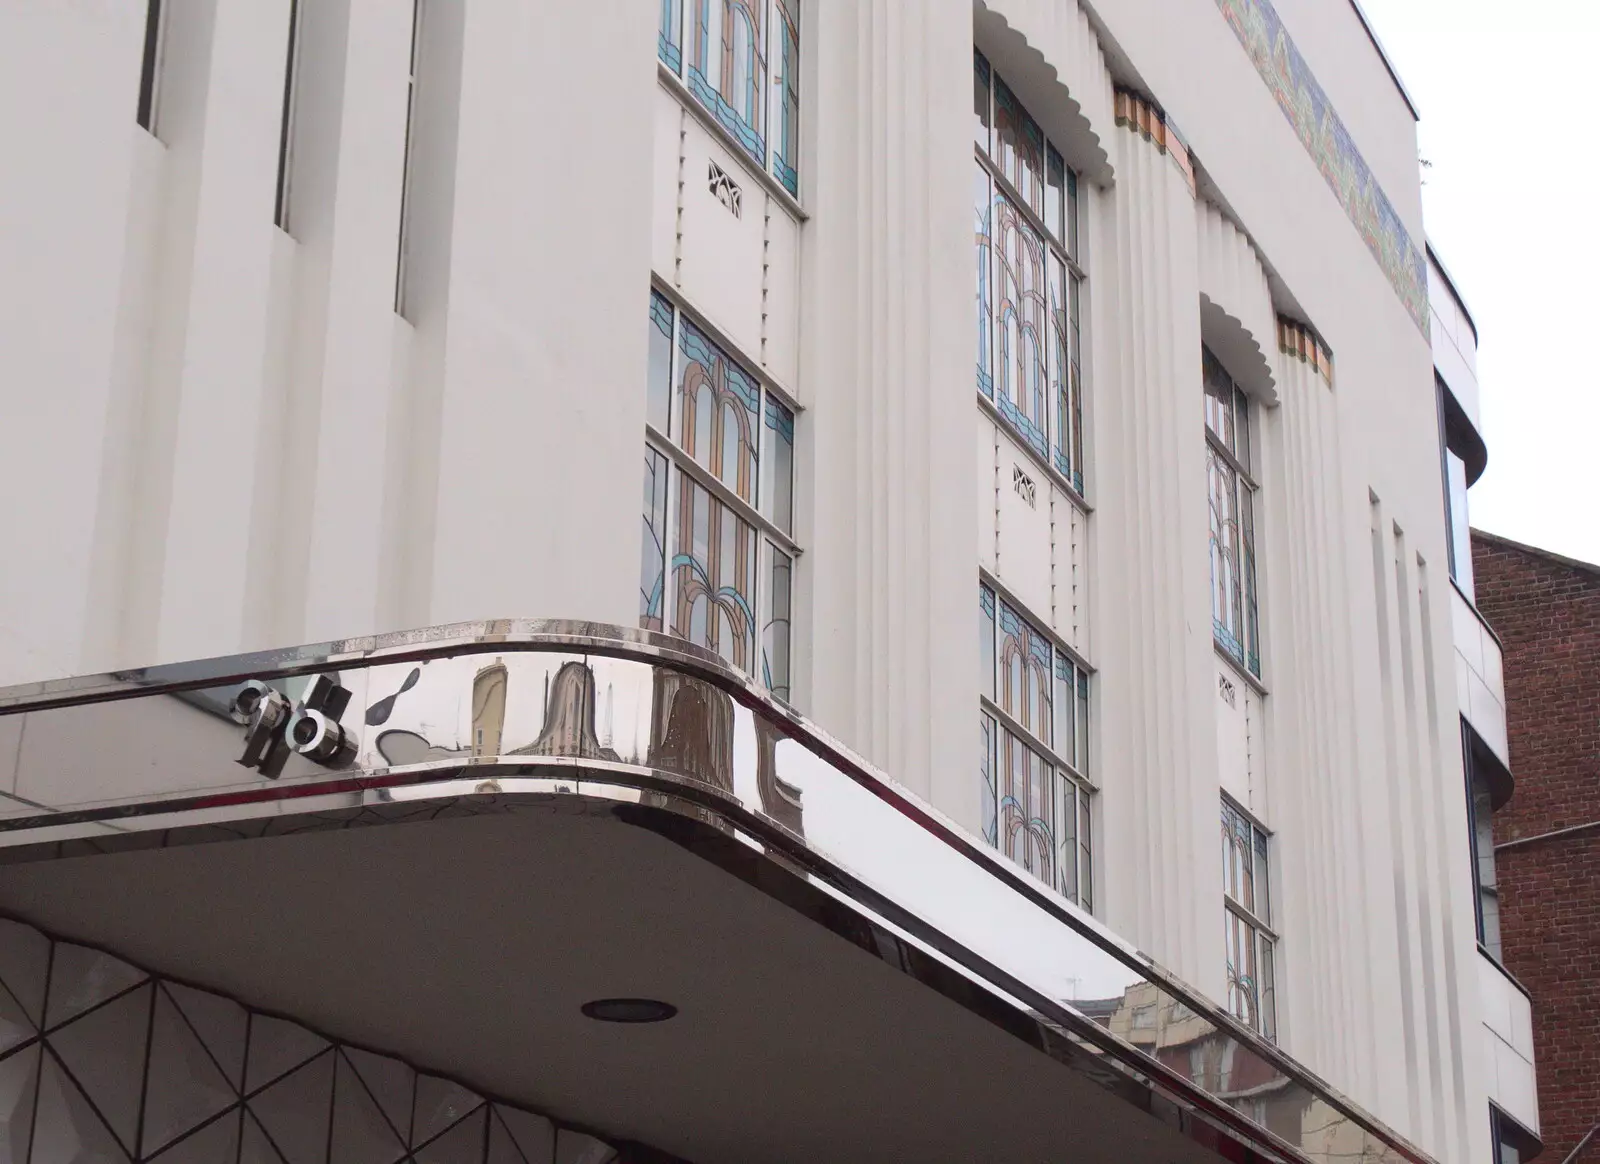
[997,599,1051,745]
[763,543,792,700]
[771,0,799,196]
[672,470,757,670]
[975,163,994,399]
[1070,275,1084,492]
[1076,669,1089,773]
[999,730,1055,888]
[1057,774,1078,903]
[979,585,996,700]
[677,318,759,505]
[1078,788,1093,911]
[659,0,683,72]
[993,76,1043,215]
[640,449,670,631]
[648,290,674,434]
[980,714,998,845]
[974,51,992,157]
[1045,145,1065,242]
[1049,251,1072,481]
[1067,169,1080,260]
[763,396,794,533]
[688,0,766,168]
[1054,652,1076,767]
[1203,347,1238,453]
[992,190,1049,458]
[1209,446,1245,663]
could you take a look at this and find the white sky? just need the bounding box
[1355,0,1600,566]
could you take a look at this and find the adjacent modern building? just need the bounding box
[1472,531,1600,1164]
[0,1,1536,1161]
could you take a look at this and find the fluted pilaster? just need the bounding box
[801,3,975,822]
[1196,200,1276,401]
[1092,103,1219,991]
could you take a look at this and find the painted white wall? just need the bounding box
[0,2,1510,1161]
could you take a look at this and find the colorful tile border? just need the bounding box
[1114,88,1196,192]
[1279,316,1335,385]
[1215,0,1429,337]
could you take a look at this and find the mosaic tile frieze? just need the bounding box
[0,917,621,1164]
[1214,0,1429,336]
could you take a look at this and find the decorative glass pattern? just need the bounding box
[658,0,683,72]
[770,0,799,196]
[678,318,759,505]
[974,51,1087,492]
[673,471,758,670]
[640,448,669,631]
[763,543,792,700]
[1204,348,1261,677]
[1222,798,1276,1040]
[0,916,619,1164]
[646,294,798,691]
[660,0,800,196]
[979,584,1092,906]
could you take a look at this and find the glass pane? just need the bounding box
[973,50,991,157]
[1077,669,1089,773]
[1241,486,1261,677]
[1447,449,1475,599]
[1203,346,1236,451]
[993,75,1043,215]
[999,730,1056,889]
[763,544,792,699]
[1221,800,1255,914]
[1258,933,1276,1042]
[1054,654,1075,766]
[1209,447,1245,666]
[997,599,1051,745]
[1069,275,1084,493]
[677,317,760,505]
[1049,252,1072,481]
[1057,770,1078,903]
[687,0,767,168]
[980,714,997,845]
[974,163,994,400]
[1078,788,1093,912]
[1234,386,1251,472]
[1473,771,1502,959]
[979,585,996,699]
[648,291,674,433]
[658,0,683,72]
[640,448,670,632]
[1045,144,1065,242]
[992,188,1049,458]
[764,395,794,533]
[1254,824,1271,925]
[771,0,800,196]
[1067,168,1079,261]
[671,469,758,672]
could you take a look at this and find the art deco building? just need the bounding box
[0,1,1535,1161]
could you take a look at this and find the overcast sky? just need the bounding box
[1354,0,1600,566]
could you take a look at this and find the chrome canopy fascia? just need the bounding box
[0,620,1433,1164]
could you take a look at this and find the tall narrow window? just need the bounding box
[659,1,800,198]
[1462,721,1504,960]
[642,291,800,700]
[1222,797,1276,1039]
[1437,380,1476,600]
[979,583,1093,909]
[136,0,167,133]
[273,0,304,231]
[394,0,423,316]
[973,51,1086,494]
[1205,347,1261,677]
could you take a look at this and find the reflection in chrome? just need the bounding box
[0,622,1432,1164]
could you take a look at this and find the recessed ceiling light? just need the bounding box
[580,998,678,1024]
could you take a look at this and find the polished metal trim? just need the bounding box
[0,620,1434,1164]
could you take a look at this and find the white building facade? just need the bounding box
[0,1,1533,1161]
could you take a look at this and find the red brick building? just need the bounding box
[1473,529,1600,1162]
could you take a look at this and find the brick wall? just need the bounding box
[1472,531,1600,1158]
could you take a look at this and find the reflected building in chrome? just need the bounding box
[0,0,1532,1161]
